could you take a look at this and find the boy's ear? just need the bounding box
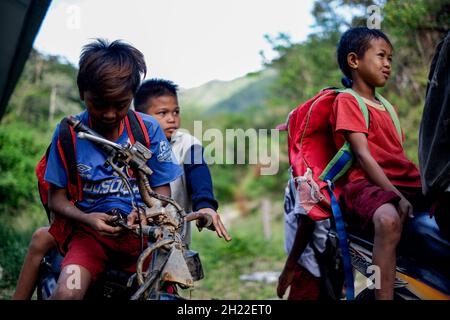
[347,52,359,70]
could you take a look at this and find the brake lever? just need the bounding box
[77,132,122,150]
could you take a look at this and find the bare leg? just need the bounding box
[372,203,402,300]
[13,227,55,300]
[50,264,92,300]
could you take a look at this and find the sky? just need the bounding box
[33,0,316,89]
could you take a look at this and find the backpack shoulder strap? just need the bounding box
[319,88,403,183]
[337,88,402,143]
[124,110,150,148]
[375,93,402,144]
[58,117,82,201]
[318,88,368,183]
[335,88,369,129]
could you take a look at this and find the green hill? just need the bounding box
[179,68,277,115]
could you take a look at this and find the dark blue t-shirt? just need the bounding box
[44,111,183,215]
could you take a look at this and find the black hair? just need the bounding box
[134,78,178,112]
[77,39,146,98]
[337,27,393,87]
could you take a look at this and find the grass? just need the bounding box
[181,206,286,300]
[0,201,371,300]
[0,204,48,299]
[0,203,287,300]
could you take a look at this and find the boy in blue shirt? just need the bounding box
[22,39,182,300]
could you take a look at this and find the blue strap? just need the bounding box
[326,181,355,300]
[321,144,353,183]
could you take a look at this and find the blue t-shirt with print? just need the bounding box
[44,111,183,215]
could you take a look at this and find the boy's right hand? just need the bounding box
[83,212,123,237]
[398,197,414,222]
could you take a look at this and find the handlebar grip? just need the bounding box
[185,211,214,230]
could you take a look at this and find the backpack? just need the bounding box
[287,87,402,221]
[36,110,150,254]
[285,87,402,299]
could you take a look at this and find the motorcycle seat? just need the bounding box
[399,212,450,272]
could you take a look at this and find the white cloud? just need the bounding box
[34,0,315,88]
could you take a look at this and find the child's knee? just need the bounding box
[30,227,54,254]
[51,265,91,300]
[373,204,402,238]
[52,285,84,300]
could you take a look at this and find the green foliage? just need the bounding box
[0,121,48,212]
[179,72,266,113]
[188,209,285,299]
[1,0,446,298]
[5,49,82,129]
[0,204,48,294]
[384,0,449,32]
[0,223,30,289]
[265,0,447,166]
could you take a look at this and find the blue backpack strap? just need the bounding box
[326,180,355,300]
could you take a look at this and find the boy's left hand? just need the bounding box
[197,208,232,242]
[127,208,148,229]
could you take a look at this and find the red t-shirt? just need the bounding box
[330,92,421,188]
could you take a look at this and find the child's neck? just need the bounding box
[91,122,122,142]
[351,79,378,102]
[101,129,120,142]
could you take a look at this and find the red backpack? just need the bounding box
[36,110,150,254]
[285,87,402,300]
[286,87,402,221]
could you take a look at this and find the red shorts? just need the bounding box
[288,264,321,300]
[60,224,147,281]
[340,179,429,232]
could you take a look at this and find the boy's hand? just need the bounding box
[197,208,232,242]
[83,212,123,237]
[398,197,414,222]
[127,208,148,229]
[277,262,296,299]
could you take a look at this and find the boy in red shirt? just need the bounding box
[331,27,427,300]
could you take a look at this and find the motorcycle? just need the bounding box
[348,210,450,300]
[38,116,213,300]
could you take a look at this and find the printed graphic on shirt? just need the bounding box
[82,177,140,198]
[157,140,173,162]
[81,165,140,204]
[77,163,92,178]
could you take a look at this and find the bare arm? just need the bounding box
[48,185,89,224]
[346,132,401,195]
[127,183,171,226]
[277,215,315,298]
[285,215,315,269]
[48,184,122,236]
[153,184,171,197]
[346,132,413,219]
